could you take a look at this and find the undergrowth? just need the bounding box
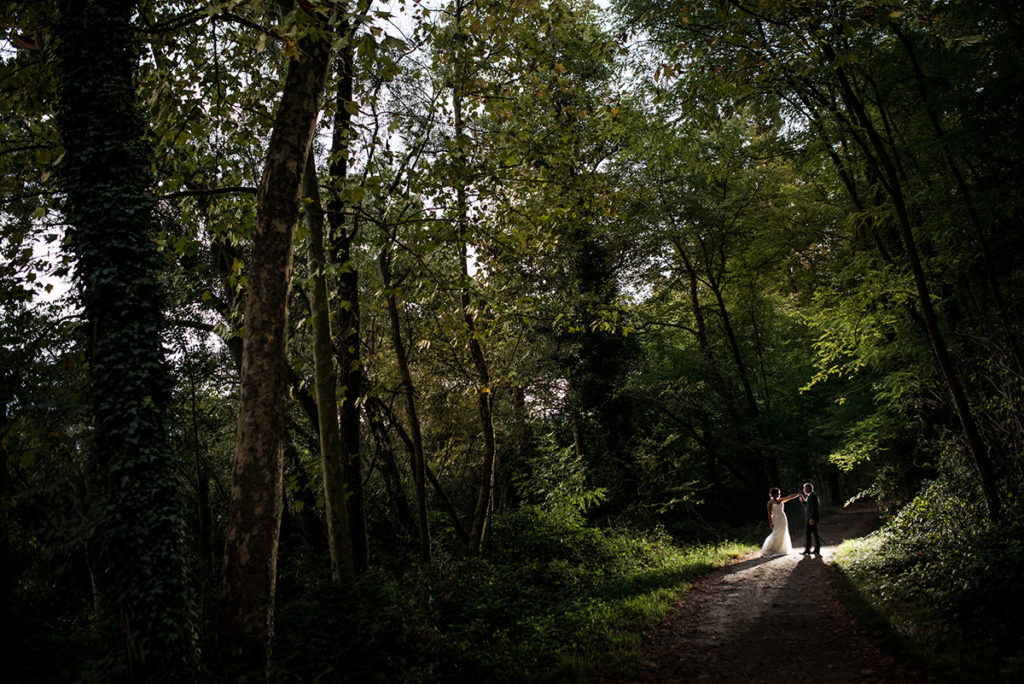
[269,505,750,682]
[833,480,1024,682]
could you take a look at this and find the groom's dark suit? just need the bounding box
[802,490,820,554]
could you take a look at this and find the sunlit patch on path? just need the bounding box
[621,503,932,684]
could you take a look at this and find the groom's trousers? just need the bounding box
[805,520,820,553]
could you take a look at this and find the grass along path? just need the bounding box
[621,502,932,684]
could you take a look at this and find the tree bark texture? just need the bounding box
[301,149,356,586]
[217,28,332,667]
[54,0,195,677]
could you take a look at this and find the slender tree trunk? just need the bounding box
[451,35,498,556]
[301,149,356,586]
[891,185,1001,516]
[704,264,779,484]
[284,370,339,552]
[826,46,1002,519]
[675,242,740,424]
[54,1,194,677]
[571,411,584,461]
[369,396,471,545]
[463,262,498,556]
[188,360,213,622]
[748,310,771,412]
[366,405,418,539]
[380,251,431,561]
[509,384,535,512]
[217,25,333,667]
[708,274,757,419]
[327,37,369,572]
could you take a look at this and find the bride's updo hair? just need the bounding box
[769,487,781,498]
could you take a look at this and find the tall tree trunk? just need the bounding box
[54,1,195,677]
[508,384,536,513]
[380,250,431,562]
[187,358,213,621]
[450,11,499,555]
[571,411,584,461]
[461,240,498,557]
[301,148,356,587]
[283,371,331,551]
[327,35,370,572]
[748,309,771,412]
[217,25,333,667]
[825,46,1002,519]
[426,463,472,545]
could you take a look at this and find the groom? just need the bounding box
[799,482,820,555]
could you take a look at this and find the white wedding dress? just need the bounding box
[761,501,793,556]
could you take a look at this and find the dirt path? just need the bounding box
[624,502,931,683]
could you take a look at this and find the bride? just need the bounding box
[761,487,800,557]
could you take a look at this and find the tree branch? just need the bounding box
[159,186,257,200]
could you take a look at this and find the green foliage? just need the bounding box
[513,431,607,523]
[271,509,748,682]
[835,480,1024,681]
[0,301,98,684]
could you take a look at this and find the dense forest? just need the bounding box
[2,0,1022,681]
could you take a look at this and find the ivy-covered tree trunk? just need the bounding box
[53,0,195,678]
[216,25,333,668]
[301,149,356,587]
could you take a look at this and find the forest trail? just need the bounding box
[624,502,932,683]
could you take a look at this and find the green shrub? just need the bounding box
[270,506,750,682]
[834,480,1024,682]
